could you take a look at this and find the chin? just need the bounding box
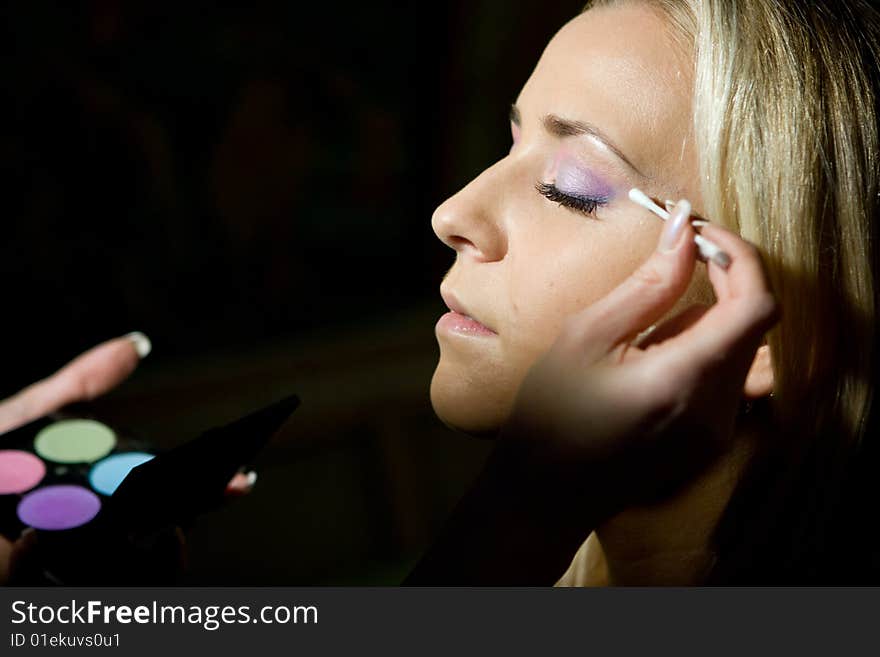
[429,358,517,439]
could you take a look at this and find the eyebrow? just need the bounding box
[509,104,645,178]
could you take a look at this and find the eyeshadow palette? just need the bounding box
[0,411,153,539]
[0,395,299,585]
[0,411,155,539]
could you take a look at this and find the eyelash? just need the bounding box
[535,182,605,217]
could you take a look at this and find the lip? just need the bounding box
[438,288,497,336]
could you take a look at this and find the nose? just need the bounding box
[431,159,509,262]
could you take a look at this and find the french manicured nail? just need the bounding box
[665,200,676,213]
[125,332,152,359]
[660,199,691,252]
[225,471,257,495]
[691,220,710,228]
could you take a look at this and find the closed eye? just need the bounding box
[535,182,606,217]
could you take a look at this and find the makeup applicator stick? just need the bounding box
[628,188,731,269]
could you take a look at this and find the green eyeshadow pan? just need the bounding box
[34,419,117,464]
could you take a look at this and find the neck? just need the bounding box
[589,421,760,586]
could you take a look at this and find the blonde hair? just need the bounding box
[585,0,880,580]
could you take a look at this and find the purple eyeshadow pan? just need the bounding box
[0,450,46,495]
[17,485,101,531]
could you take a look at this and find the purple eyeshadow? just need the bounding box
[554,162,614,202]
[17,485,101,531]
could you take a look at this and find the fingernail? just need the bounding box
[692,220,710,228]
[225,471,257,496]
[712,251,732,269]
[124,331,152,359]
[665,200,676,213]
[660,199,691,252]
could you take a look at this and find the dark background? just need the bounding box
[1,0,584,584]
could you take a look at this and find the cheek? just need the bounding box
[503,217,660,358]
[430,197,662,435]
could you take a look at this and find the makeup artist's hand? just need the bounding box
[500,203,780,524]
[0,333,147,582]
[0,333,253,583]
[0,332,255,496]
[0,333,151,435]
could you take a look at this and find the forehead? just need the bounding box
[517,3,695,182]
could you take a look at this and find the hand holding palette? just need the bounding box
[0,395,299,585]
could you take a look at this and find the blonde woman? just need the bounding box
[406,0,879,584]
[2,0,877,585]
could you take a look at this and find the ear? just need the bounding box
[743,342,774,399]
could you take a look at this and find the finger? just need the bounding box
[0,528,37,584]
[634,304,710,350]
[565,200,697,360]
[0,534,12,584]
[655,229,779,370]
[697,223,774,303]
[614,305,708,366]
[225,470,257,497]
[0,332,152,435]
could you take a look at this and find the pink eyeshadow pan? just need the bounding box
[0,449,46,494]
